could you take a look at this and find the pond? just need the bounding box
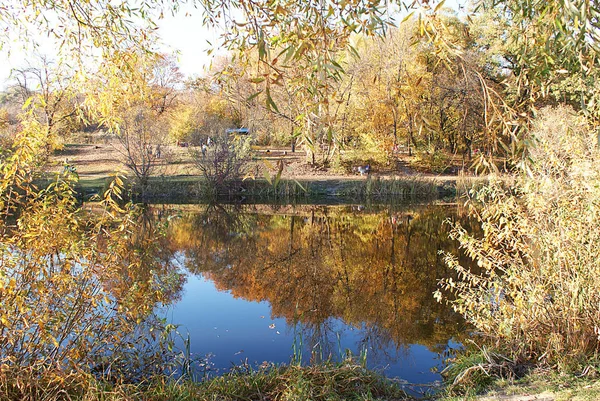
[146,203,477,386]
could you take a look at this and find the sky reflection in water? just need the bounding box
[159,204,474,384]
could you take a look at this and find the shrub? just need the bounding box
[437,106,600,369]
[192,133,252,196]
[169,104,196,142]
[0,121,183,380]
[335,133,392,173]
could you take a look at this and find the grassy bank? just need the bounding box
[8,360,598,401]
[434,341,600,400]
[439,367,600,401]
[0,363,411,401]
[41,174,458,203]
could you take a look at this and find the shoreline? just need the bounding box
[41,173,476,203]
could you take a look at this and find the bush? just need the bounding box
[192,133,252,196]
[437,106,600,370]
[1,123,183,380]
[335,133,392,172]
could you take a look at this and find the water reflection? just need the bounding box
[159,204,477,383]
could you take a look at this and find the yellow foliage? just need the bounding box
[169,104,195,141]
[0,108,8,129]
[439,106,600,368]
[0,116,183,375]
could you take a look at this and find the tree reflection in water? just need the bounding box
[163,203,478,370]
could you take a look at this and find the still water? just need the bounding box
[150,203,476,385]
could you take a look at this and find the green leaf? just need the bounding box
[22,97,33,110]
[294,180,307,193]
[348,44,360,59]
[246,91,263,102]
[274,170,281,188]
[331,60,345,72]
[265,87,279,112]
[258,36,266,60]
[262,169,272,185]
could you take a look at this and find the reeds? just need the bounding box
[455,170,478,199]
[341,175,440,201]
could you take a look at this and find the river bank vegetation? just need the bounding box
[1,363,411,401]
[1,0,600,399]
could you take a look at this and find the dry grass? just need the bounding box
[0,363,410,401]
[340,174,441,200]
[440,365,600,401]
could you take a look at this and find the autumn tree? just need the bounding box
[171,76,241,145]
[9,57,84,156]
[86,50,183,194]
[217,10,497,171]
[0,2,189,381]
[434,0,600,380]
[210,54,305,149]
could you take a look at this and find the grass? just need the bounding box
[439,347,529,397]
[0,363,410,401]
[438,344,600,400]
[439,369,600,401]
[454,171,510,200]
[134,176,448,203]
[455,171,479,199]
[484,371,600,401]
[11,359,600,401]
